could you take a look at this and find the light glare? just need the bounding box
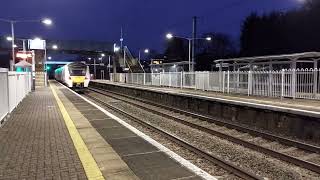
[166,33,173,39]
[42,18,52,26]
[6,36,13,41]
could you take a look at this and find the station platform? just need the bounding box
[90,80,320,142]
[92,80,320,116]
[0,81,209,180]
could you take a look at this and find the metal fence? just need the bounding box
[0,68,32,124]
[110,69,320,100]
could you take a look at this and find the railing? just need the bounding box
[123,46,145,73]
[110,69,320,100]
[0,68,32,125]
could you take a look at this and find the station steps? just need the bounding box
[35,72,46,88]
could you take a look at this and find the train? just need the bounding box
[55,62,90,90]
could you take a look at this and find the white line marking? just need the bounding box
[123,150,161,157]
[90,118,114,121]
[109,136,138,140]
[60,82,217,180]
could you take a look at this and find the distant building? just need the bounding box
[150,58,192,73]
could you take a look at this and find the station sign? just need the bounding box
[16,51,33,59]
[28,39,46,50]
[215,63,229,68]
[16,51,34,64]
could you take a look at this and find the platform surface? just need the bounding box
[56,82,202,180]
[0,81,204,180]
[92,80,320,114]
[0,87,87,179]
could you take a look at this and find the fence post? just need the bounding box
[248,71,252,96]
[207,71,210,91]
[222,71,226,93]
[313,69,318,98]
[194,72,197,90]
[281,69,285,100]
[237,70,240,93]
[143,73,146,85]
[180,71,183,89]
[160,72,162,86]
[227,71,230,93]
[169,72,171,87]
[6,71,10,120]
[268,71,272,96]
[292,69,296,99]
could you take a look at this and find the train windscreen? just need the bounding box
[68,63,87,76]
[69,69,86,76]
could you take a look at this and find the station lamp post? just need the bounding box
[0,18,53,71]
[166,33,212,72]
[100,53,106,63]
[138,48,149,62]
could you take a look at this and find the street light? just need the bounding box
[52,45,58,50]
[166,33,212,72]
[0,17,53,70]
[101,53,105,57]
[6,36,12,41]
[41,18,53,25]
[166,33,173,39]
[48,56,52,60]
[114,43,120,52]
[138,48,149,62]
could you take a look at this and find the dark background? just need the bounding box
[0,0,300,53]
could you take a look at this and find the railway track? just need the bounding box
[83,90,264,180]
[87,86,320,175]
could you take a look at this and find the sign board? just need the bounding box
[16,51,33,59]
[215,63,229,68]
[16,51,33,64]
[28,39,46,50]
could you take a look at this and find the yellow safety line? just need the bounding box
[50,83,105,180]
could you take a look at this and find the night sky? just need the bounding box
[0,0,302,54]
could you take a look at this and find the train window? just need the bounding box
[69,69,86,76]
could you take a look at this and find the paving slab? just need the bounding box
[53,82,138,180]
[57,82,201,180]
[0,87,87,180]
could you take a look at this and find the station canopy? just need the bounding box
[214,52,320,70]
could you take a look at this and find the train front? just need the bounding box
[68,62,90,90]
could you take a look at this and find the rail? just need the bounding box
[84,90,263,180]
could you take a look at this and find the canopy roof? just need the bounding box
[215,52,320,64]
